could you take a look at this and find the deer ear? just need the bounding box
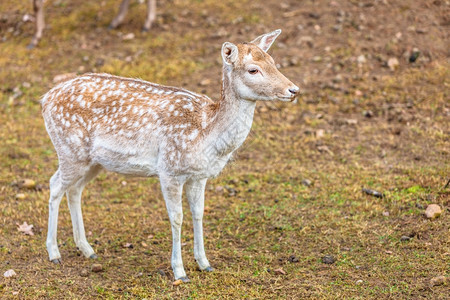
[250,29,282,52]
[221,42,238,66]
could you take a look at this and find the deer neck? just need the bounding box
[203,66,256,157]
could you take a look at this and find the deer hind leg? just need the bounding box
[142,0,156,32]
[46,169,70,263]
[28,0,45,49]
[66,165,102,259]
[109,0,131,29]
[160,175,189,282]
[185,178,213,272]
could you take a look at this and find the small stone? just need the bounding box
[415,28,428,34]
[346,119,358,125]
[387,57,399,71]
[363,110,374,118]
[322,255,335,264]
[289,57,299,66]
[382,211,390,216]
[22,82,31,88]
[3,269,16,278]
[123,243,133,248]
[199,79,211,86]
[312,56,322,62]
[425,204,442,219]
[22,14,35,22]
[19,179,36,189]
[297,36,314,47]
[80,269,89,277]
[332,74,343,83]
[301,179,312,187]
[400,235,411,242]
[409,48,420,63]
[15,193,26,200]
[273,268,286,275]
[95,58,105,67]
[356,279,363,285]
[122,33,135,40]
[357,55,366,64]
[172,279,183,286]
[430,275,446,287]
[91,264,102,272]
[332,24,342,32]
[316,129,325,138]
[288,255,299,263]
[308,12,320,19]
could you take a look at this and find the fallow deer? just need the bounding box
[28,0,156,49]
[41,29,299,282]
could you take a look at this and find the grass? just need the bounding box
[1,0,449,299]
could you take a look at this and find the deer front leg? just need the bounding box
[185,178,213,272]
[142,0,156,32]
[67,185,96,259]
[28,0,45,49]
[109,0,131,29]
[160,175,189,282]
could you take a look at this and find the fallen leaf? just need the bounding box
[17,222,34,235]
[273,268,286,275]
[172,279,183,286]
[123,243,133,248]
[430,275,446,287]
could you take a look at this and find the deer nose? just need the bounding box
[289,86,300,96]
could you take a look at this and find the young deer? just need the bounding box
[41,29,299,282]
[28,0,156,49]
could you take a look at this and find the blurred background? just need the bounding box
[0,0,448,298]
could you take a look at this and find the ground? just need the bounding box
[0,0,449,299]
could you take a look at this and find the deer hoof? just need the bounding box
[203,266,214,272]
[178,276,190,283]
[51,258,62,264]
[89,254,98,259]
[26,43,36,50]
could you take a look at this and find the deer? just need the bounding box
[41,29,299,282]
[28,0,156,49]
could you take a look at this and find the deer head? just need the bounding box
[221,29,299,102]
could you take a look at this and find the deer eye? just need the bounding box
[248,69,259,75]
